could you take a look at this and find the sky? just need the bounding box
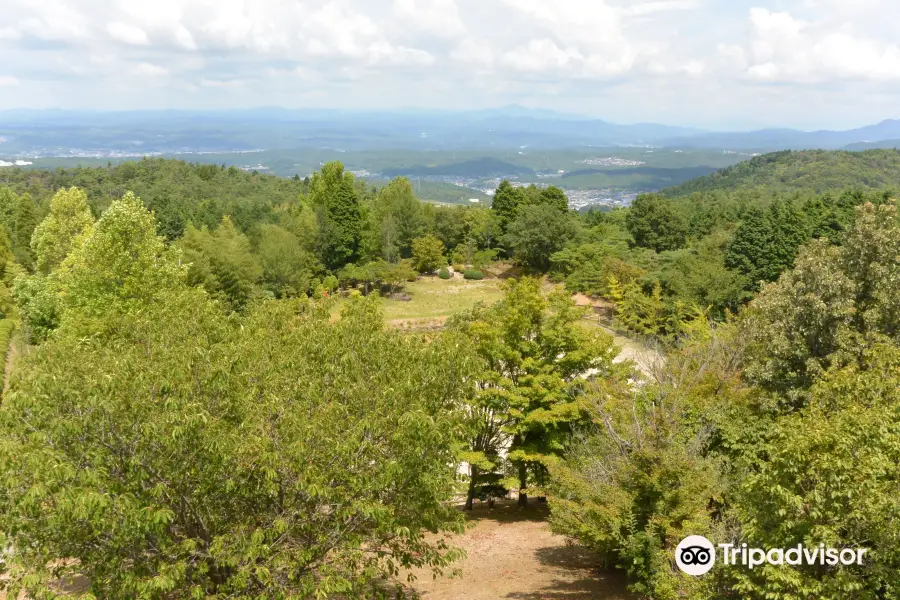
[1,0,899,130]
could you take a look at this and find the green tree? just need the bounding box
[30,187,95,274]
[9,192,39,269]
[724,206,772,287]
[411,234,446,274]
[741,201,899,401]
[0,290,473,598]
[12,273,61,343]
[726,200,810,288]
[548,327,738,600]
[503,204,580,271]
[732,346,900,600]
[180,217,263,311]
[55,191,187,324]
[450,278,624,508]
[255,224,321,299]
[309,162,362,270]
[369,177,426,261]
[626,194,688,253]
[537,186,569,212]
[491,180,526,236]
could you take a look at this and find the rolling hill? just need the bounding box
[662,149,900,196]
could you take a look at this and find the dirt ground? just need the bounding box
[403,502,636,600]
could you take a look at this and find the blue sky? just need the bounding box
[1,0,899,130]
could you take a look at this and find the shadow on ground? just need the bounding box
[400,499,637,600]
[462,499,552,524]
[503,545,633,600]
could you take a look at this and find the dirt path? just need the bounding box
[405,503,635,600]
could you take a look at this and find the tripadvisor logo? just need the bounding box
[676,536,716,576]
[675,536,868,576]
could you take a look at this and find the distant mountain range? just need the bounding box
[2,106,900,155]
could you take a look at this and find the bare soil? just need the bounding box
[403,502,636,600]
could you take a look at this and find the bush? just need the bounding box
[438,268,452,280]
[463,269,485,280]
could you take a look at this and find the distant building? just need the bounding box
[469,198,480,203]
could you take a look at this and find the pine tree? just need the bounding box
[491,180,526,236]
[725,205,773,288]
[309,162,362,270]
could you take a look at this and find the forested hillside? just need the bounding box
[0,156,898,599]
[663,149,900,196]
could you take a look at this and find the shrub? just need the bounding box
[322,274,339,292]
[438,268,452,280]
[463,269,484,280]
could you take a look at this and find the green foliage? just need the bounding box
[462,269,484,281]
[725,199,811,288]
[504,204,580,270]
[322,273,339,292]
[626,193,688,253]
[535,185,569,212]
[665,149,900,196]
[30,187,95,274]
[740,201,900,401]
[549,328,739,600]
[254,224,321,299]
[0,317,14,364]
[410,234,446,274]
[55,191,187,325]
[0,188,40,269]
[730,346,900,600]
[180,216,263,311]
[338,260,417,294]
[4,159,308,240]
[438,267,452,280]
[450,278,626,507]
[309,162,363,270]
[11,273,60,343]
[491,180,526,236]
[365,177,426,262]
[656,230,749,317]
[0,291,473,598]
[472,248,498,270]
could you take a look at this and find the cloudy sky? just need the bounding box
[1,0,898,130]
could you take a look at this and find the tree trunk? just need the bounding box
[464,465,479,511]
[517,461,528,508]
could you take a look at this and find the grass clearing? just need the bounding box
[331,275,506,329]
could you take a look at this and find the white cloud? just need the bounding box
[393,0,465,38]
[0,28,23,41]
[623,0,702,18]
[502,39,583,73]
[134,63,169,77]
[0,0,900,128]
[723,7,900,83]
[201,78,248,88]
[107,22,150,45]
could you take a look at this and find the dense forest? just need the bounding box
[663,148,900,196]
[0,152,897,598]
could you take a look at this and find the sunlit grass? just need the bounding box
[332,275,506,325]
